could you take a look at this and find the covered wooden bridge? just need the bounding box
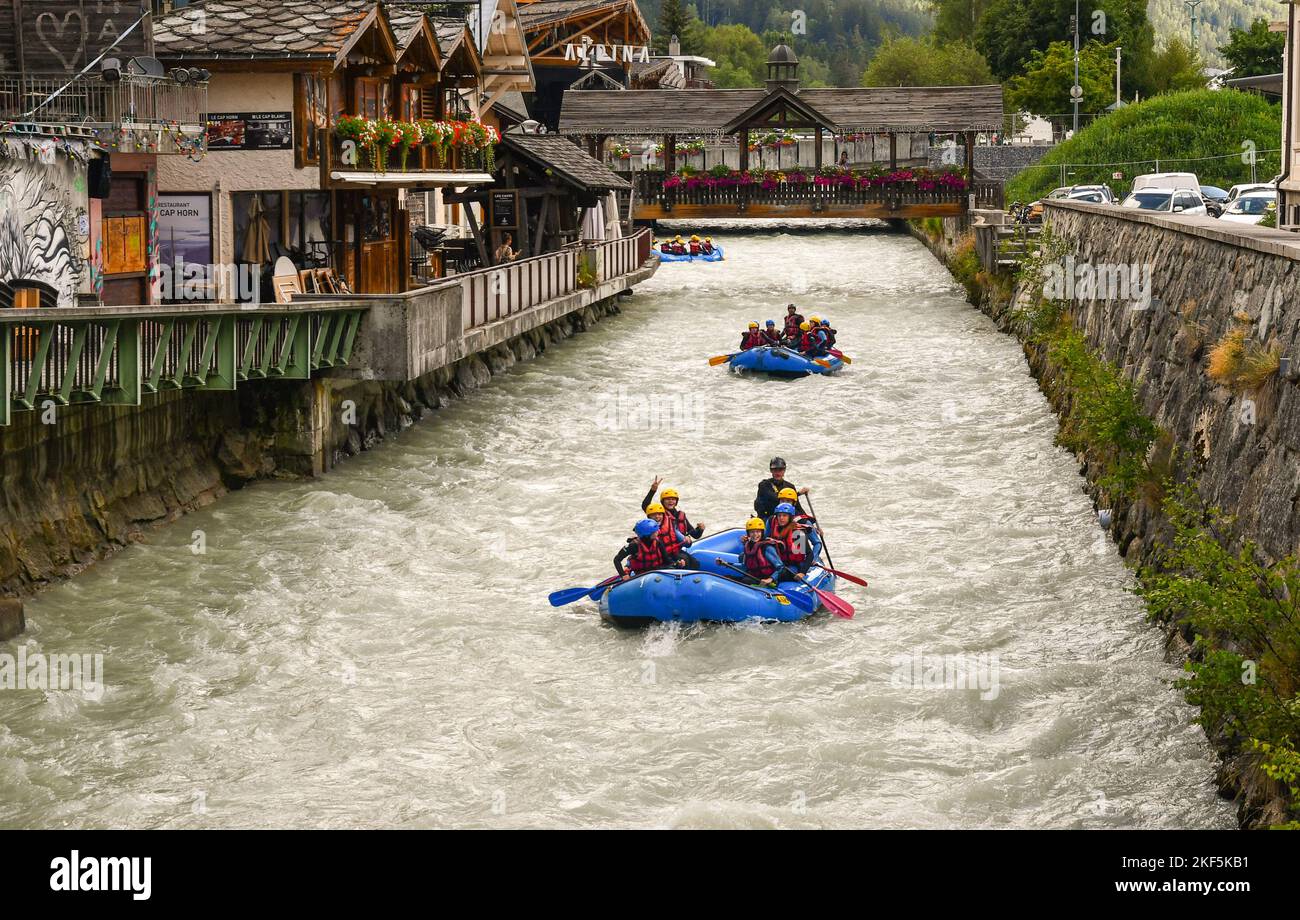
[557,44,1004,220]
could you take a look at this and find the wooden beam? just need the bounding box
[889,133,897,169]
[465,202,490,269]
[533,194,552,256]
[530,10,622,61]
[815,127,823,170]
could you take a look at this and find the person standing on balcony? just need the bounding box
[494,233,518,264]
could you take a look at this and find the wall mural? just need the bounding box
[0,139,90,308]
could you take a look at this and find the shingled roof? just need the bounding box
[517,0,623,29]
[559,85,1005,135]
[153,0,374,60]
[502,133,630,191]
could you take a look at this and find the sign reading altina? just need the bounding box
[563,43,649,64]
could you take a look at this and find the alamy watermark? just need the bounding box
[0,646,104,701]
[890,649,1001,701]
[593,387,707,432]
[1043,256,1153,310]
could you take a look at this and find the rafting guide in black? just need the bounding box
[755,457,810,519]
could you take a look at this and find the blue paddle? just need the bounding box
[713,558,817,613]
[549,575,619,608]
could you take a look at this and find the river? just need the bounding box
[0,226,1235,829]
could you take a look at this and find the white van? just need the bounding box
[1131,172,1200,193]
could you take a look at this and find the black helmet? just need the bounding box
[770,456,787,469]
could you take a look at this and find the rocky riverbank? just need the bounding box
[0,298,624,603]
[908,215,1294,829]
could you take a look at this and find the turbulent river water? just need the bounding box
[0,226,1235,829]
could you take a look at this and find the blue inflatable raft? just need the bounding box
[728,346,842,377]
[657,246,725,263]
[598,529,837,627]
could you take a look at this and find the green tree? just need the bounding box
[695,23,769,87]
[1005,40,1116,115]
[1145,36,1203,95]
[862,37,996,86]
[929,0,995,44]
[654,0,696,54]
[1219,17,1284,78]
[974,0,1154,85]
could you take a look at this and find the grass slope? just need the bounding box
[1005,89,1281,203]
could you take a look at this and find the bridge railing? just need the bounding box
[632,170,970,211]
[0,303,365,427]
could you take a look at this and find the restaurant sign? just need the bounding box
[563,43,650,64]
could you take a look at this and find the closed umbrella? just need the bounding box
[242,195,270,265]
[605,190,622,238]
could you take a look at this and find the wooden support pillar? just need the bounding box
[889,133,897,170]
[664,134,676,212]
[465,201,490,269]
[739,129,749,173]
[964,131,975,186]
[533,194,552,257]
[815,126,823,170]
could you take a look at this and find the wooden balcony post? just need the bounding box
[889,133,897,170]
[815,126,823,171]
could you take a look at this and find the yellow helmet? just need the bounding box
[691,235,700,241]
[661,488,679,500]
[646,502,666,515]
[799,321,811,331]
[778,487,798,501]
[748,322,759,329]
[746,517,766,531]
[809,315,821,324]
[675,235,684,241]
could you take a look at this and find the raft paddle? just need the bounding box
[828,349,853,364]
[712,558,817,613]
[708,353,739,366]
[803,580,854,619]
[821,567,869,588]
[803,491,837,574]
[549,575,619,607]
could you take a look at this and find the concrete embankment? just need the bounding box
[909,206,1299,828]
[0,259,655,602]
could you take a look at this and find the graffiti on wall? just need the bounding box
[0,139,90,307]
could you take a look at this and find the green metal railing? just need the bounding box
[0,304,366,427]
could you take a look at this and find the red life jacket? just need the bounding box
[783,314,804,338]
[701,242,714,254]
[689,241,702,254]
[657,516,685,555]
[742,538,779,578]
[770,522,809,565]
[627,536,667,573]
[665,507,693,538]
[762,329,781,346]
[799,330,818,352]
[659,243,672,253]
[742,330,766,349]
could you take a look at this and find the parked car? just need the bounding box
[1131,172,1200,193]
[1224,182,1275,204]
[1025,185,1114,221]
[1200,185,1230,217]
[1218,190,1276,225]
[1119,187,1208,216]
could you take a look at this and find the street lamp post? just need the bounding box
[1072,0,1080,134]
[1183,0,1202,47]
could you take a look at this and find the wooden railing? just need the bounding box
[587,229,652,283]
[632,170,971,212]
[454,248,578,331]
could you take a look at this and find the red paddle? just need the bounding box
[823,567,869,588]
[803,579,854,619]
